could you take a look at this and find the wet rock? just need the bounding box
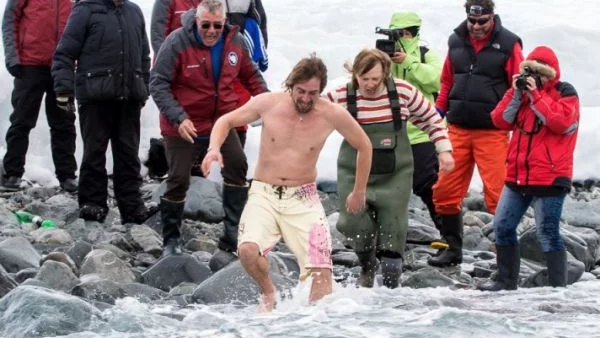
[35,260,79,292]
[141,254,212,291]
[80,249,135,283]
[0,237,40,273]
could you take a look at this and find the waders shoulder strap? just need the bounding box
[346,82,358,119]
[386,78,402,131]
[346,80,402,131]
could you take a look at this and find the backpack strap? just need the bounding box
[346,82,358,119]
[419,45,438,101]
[386,78,403,131]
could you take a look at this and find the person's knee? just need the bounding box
[238,242,260,262]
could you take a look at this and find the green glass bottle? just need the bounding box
[14,210,56,228]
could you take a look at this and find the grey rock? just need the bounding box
[402,267,456,288]
[327,212,347,251]
[407,219,440,243]
[108,233,135,252]
[133,253,158,267]
[30,227,73,245]
[561,195,600,229]
[522,255,585,287]
[40,252,78,275]
[208,249,238,272]
[71,274,125,304]
[192,252,298,304]
[14,268,38,283]
[463,212,486,227]
[65,240,93,268]
[0,264,17,297]
[0,237,40,273]
[168,282,198,296]
[331,250,359,268]
[80,249,135,283]
[0,285,101,338]
[152,177,224,222]
[35,260,80,292]
[0,205,20,228]
[184,237,217,254]
[141,253,212,291]
[130,224,163,257]
[121,282,167,302]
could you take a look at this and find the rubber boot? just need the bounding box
[381,256,403,289]
[545,250,567,287]
[428,213,463,267]
[477,244,520,291]
[160,197,184,258]
[356,250,379,288]
[219,184,249,252]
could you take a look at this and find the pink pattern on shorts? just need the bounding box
[294,183,320,205]
[308,220,332,268]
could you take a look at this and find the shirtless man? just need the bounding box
[201,55,372,311]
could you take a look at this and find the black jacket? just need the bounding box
[446,15,522,129]
[52,0,150,103]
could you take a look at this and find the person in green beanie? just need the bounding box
[389,11,444,231]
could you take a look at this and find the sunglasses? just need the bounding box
[467,17,491,25]
[200,21,224,30]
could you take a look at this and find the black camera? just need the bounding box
[515,67,542,90]
[375,27,403,57]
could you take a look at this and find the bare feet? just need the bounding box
[257,292,277,313]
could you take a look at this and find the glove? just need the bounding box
[436,107,446,118]
[56,96,76,113]
[7,65,22,78]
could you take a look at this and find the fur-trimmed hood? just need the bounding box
[520,46,560,85]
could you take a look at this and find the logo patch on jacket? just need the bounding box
[228,52,239,66]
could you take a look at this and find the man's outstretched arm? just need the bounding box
[327,102,372,213]
[201,94,264,175]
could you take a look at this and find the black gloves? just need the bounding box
[7,65,22,78]
[56,96,76,113]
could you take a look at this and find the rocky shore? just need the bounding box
[0,176,599,337]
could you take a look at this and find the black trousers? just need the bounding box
[78,100,144,212]
[163,130,247,201]
[411,141,439,212]
[3,66,76,180]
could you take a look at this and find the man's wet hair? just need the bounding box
[345,48,392,90]
[464,0,495,15]
[284,54,328,93]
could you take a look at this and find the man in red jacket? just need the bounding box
[479,45,579,290]
[150,0,268,258]
[429,0,524,267]
[1,0,77,192]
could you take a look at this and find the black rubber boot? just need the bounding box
[356,250,379,288]
[159,197,184,258]
[381,256,403,289]
[545,250,567,287]
[477,244,520,291]
[428,213,463,267]
[219,184,248,252]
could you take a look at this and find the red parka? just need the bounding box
[491,46,579,188]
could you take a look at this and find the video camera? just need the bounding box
[375,27,403,57]
[515,67,542,91]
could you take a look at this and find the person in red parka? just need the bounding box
[149,0,268,258]
[478,45,579,291]
[1,0,77,192]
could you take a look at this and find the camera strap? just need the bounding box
[346,78,402,131]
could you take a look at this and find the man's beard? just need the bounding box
[293,98,315,115]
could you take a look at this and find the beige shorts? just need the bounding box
[238,180,332,279]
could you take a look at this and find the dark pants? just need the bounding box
[190,130,246,177]
[3,66,76,180]
[494,185,566,252]
[411,141,439,216]
[163,129,247,201]
[78,100,144,212]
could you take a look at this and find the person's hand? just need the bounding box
[201,148,223,176]
[177,119,197,143]
[390,51,407,64]
[511,74,521,90]
[525,76,538,92]
[345,190,366,214]
[7,65,22,78]
[438,151,455,173]
[56,96,76,113]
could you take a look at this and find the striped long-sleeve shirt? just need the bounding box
[327,79,452,153]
